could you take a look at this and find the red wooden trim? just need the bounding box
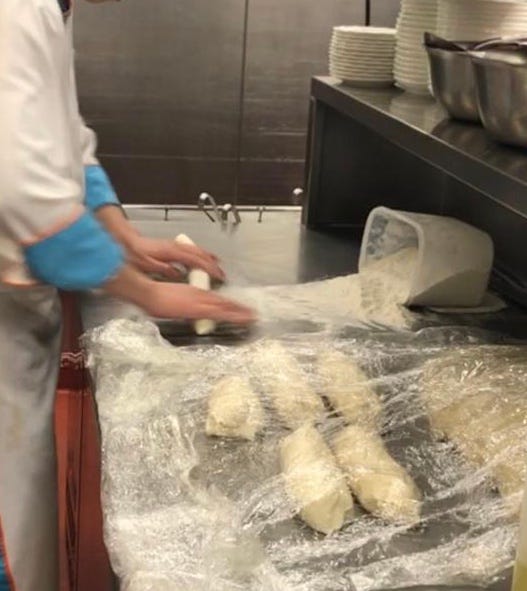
[57,292,114,591]
[0,515,18,591]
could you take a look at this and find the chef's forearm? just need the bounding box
[95,204,139,248]
[103,264,153,308]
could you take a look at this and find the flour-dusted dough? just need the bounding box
[333,425,422,525]
[206,376,264,440]
[251,340,325,429]
[175,233,216,336]
[280,424,354,534]
[421,346,527,510]
[318,349,383,428]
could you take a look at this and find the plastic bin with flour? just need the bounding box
[359,207,494,308]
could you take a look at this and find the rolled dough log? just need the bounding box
[251,340,325,429]
[206,376,264,440]
[175,233,216,336]
[280,424,354,534]
[421,346,527,511]
[333,425,422,525]
[318,349,383,428]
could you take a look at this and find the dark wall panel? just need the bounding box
[75,0,372,206]
[239,0,365,204]
[371,0,401,27]
[74,0,245,204]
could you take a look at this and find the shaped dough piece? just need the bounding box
[280,424,354,534]
[333,425,422,525]
[318,349,383,428]
[421,346,527,510]
[251,341,325,429]
[206,376,264,440]
[175,234,216,336]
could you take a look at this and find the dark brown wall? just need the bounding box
[74,0,400,205]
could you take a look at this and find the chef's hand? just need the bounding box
[95,206,225,281]
[125,233,225,282]
[105,265,255,325]
[144,283,255,323]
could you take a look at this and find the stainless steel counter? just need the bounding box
[81,208,361,332]
[127,207,361,285]
[82,207,527,342]
[84,208,522,591]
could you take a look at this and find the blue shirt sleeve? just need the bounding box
[84,165,121,212]
[24,211,125,290]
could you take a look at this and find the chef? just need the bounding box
[0,1,254,590]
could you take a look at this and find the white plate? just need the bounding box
[332,75,394,83]
[331,69,394,79]
[397,22,438,31]
[332,35,396,44]
[331,39,396,49]
[332,32,396,41]
[395,46,429,55]
[439,0,527,10]
[331,40,396,50]
[395,81,431,95]
[394,63,429,74]
[332,77,394,88]
[394,75,430,85]
[330,61,394,70]
[394,57,429,66]
[331,37,396,47]
[331,46,395,55]
[437,13,527,21]
[330,67,394,76]
[333,25,396,36]
[330,51,394,61]
[332,30,396,37]
[394,74,430,84]
[331,45,395,53]
[394,66,429,74]
[330,58,394,69]
[394,63,429,72]
[330,66,393,77]
[394,66,429,76]
[397,21,437,28]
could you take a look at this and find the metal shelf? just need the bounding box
[311,76,527,219]
[305,77,527,307]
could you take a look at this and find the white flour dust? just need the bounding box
[225,247,419,330]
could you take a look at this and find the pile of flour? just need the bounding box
[224,247,419,330]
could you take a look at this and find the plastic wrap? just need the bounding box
[84,316,527,591]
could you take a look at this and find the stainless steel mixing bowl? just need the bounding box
[426,46,480,122]
[472,51,527,148]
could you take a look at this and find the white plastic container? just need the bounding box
[359,207,494,308]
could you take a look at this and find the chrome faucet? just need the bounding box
[221,203,242,225]
[198,192,222,223]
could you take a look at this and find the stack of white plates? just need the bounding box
[394,0,438,94]
[438,0,527,39]
[329,26,396,87]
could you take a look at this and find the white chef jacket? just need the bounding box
[0,0,124,289]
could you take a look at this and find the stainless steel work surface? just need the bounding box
[82,209,526,591]
[127,208,361,286]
